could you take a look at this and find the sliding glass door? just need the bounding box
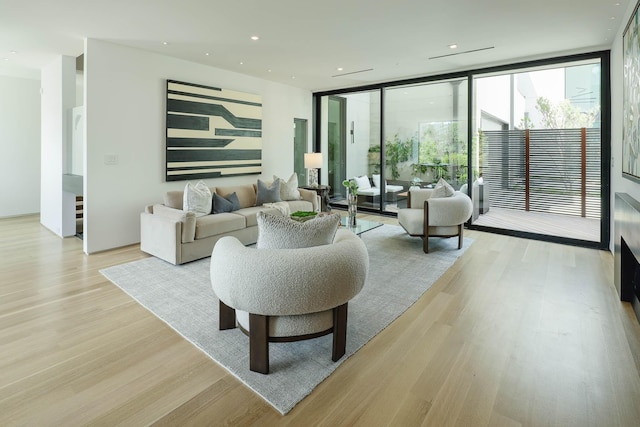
[320,90,381,205]
[472,59,603,243]
[383,79,468,213]
[327,96,346,196]
[314,51,609,248]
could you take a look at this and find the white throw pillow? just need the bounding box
[256,212,340,249]
[274,173,301,201]
[354,175,371,190]
[431,178,455,198]
[183,180,212,216]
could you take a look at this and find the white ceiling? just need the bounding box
[0,0,631,92]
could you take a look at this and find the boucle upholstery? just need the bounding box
[210,228,369,373]
[398,189,473,253]
[256,212,340,249]
[211,229,368,317]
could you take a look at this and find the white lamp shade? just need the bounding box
[304,152,323,169]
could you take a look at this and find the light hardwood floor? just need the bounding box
[1,214,640,426]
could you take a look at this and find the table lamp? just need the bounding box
[304,152,323,187]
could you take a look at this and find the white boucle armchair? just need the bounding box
[210,228,369,374]
[398,189,473,253]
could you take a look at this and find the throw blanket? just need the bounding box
[263,201,291,216]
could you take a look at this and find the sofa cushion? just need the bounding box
[397,208,424,235]
[256,212,340,249]
[183,181,212,217]
[215,184,256,209]
[194,212,245,240]
[256,179,282,205]
[164,191,184,210]
[212,192,240,214]
[354,175,371,190]
[372,174,382,188]
[431,178,455,198]
[274,173,301,201]
[234,206,281,227]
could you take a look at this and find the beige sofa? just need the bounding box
[140,183,319,265]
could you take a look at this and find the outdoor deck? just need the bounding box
[471,207,600,242]
[330,200,601,243]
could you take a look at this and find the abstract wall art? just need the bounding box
[623,1,640,183]
[165,80,262,181]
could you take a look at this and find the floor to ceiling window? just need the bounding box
[319,90,381,204]
[472,59,604,243]
[383,79,468,213]
[314,51,609,249]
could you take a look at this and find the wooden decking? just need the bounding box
[472,207,601,242]
[332,199,601,243]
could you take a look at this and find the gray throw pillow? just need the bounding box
[256,179,282,205]
[213,192,240,213]
[256,212,341,249]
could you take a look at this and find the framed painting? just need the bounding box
[165,80,262,181]
[623,0,640,183]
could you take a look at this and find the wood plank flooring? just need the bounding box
[1,214,639,426]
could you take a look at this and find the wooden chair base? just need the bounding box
[218,300,349,374]
[421,224,464,253]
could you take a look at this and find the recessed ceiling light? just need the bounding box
[251,36,260,41]
[291,76,296,79]
[162,41,169,45]
[267,69,272,73]
[10,50,17,54]
[3,58,8,61]
[337,67,344,71]
[611,16,616,20]
[205,52,210,56]
[239,61,244,65]
[449,44,458,49]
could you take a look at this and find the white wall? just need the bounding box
[477,75,511,125]
[345,92,373,179]
[83,39,312,254]
[610,1,640,250]
[0,75,41,217]
[40,56,76,236]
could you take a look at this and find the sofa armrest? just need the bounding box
[140,212,181,265]
[424,192,473,226]
[150,204,196,243]
[298,188,319,212]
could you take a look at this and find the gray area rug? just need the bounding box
[100,224,472,414]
